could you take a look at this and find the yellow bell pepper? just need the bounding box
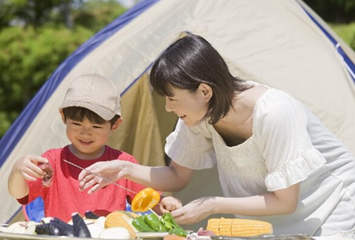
[131,187,160,212]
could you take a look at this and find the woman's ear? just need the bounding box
[198,83,213,102]
[111,117,123,131]
[59,109,66,124]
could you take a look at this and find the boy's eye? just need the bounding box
[93,125,103,129]
[167,97,175,101]
[72,122,81,126]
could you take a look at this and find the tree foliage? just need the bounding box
[304,0,355,23]
[0,0,77,29]
[0,0,126,138]
[304,0,355,56]
[0,26,93,136]
[73,0,126,32]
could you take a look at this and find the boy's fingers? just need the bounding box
[37,156,49,164]
[28,155,48,165]
[22,172,38,181]
[23,163,46,178]
[24,156,48,175]
[32,164,48,177]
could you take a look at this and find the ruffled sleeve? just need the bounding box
[253,89,326,191]
[165,119,216,170]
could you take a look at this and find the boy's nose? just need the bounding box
[80,126,91,135]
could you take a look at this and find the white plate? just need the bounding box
[0,231,169,240]
[0,232,74,240]
[136,232,169,238]
[0,231,134,240]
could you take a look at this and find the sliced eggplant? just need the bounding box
[85,210,100,219]
[50,217,74,236]
[72,212,92,238]
[35,222,61,236]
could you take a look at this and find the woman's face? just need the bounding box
[165,85,210,127]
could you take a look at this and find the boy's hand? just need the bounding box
[8,155,48,199]
[13,155,49,181]
[159,196,182,213]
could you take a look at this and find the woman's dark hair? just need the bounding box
[62,107,120,127]
[150,34,250,124]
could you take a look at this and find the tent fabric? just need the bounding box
[298,1,355,81]
[1,0,355,231]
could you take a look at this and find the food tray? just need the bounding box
[210,235,313,240]
[0,232,168,240]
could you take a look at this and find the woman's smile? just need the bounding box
[178,114,186,120]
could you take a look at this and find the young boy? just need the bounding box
[8,74,180,222]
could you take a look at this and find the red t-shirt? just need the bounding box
[18,145,146,222]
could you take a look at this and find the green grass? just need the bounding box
[328,22,355,50]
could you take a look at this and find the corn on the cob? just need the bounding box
[206,218,273,237]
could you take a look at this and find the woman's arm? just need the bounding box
[214,183,300,215]
[171,183,300,225]
[78,160,194,194]
[128,161,194,191]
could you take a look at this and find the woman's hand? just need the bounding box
[170,197,216,225]
[78,160,129,194]
[159,196,183,213]
[168,184,300,225]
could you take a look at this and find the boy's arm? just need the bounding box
[8,165,29,199]
[8,155,48,199]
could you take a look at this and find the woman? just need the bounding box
[78,34,355,237]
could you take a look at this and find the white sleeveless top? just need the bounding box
[165,88,355,237]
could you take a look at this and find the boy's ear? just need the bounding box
[111,117,123,131]
[59,109,66,123]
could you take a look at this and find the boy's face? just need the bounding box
[61,112,120,159]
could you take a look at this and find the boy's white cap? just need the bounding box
[60,74,121,120]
